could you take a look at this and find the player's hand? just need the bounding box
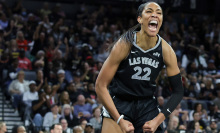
[142,119,159,133]
[119,119,135,133]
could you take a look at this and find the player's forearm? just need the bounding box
[95,84,120,122]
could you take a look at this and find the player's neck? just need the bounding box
[136,31,158,50]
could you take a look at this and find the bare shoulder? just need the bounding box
[161,38,177,67]
[161,39,173,55]
[109,39,131,62]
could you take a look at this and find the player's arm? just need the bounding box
[143,40,184,132]
[95,39,130,122]
[160,39,184,118]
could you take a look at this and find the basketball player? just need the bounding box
[95,2,184,133]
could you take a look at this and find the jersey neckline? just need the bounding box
[133,32,161,53]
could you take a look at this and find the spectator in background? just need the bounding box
[40,2,51,17]
[66,83,80,105]
[199,78,215,100]
[53,69,68,94]
[206,120,218,133]
[84,123,94,133]
[12,125,26,133]
[74,94,92,120]
[167,116,179,133]
[22,80,39,126]
[188,112,207,131]
[60,118,72,133]
[43,104,61,130]
[8,70,29,114]
[58,91,72,109]
[0,122,7,133]
[44,84,57,105]
[61,104,79,128]
[2,58,20,95]
[35,69,45,92]
[32,91,51,129]
[31,22,47,56]
[89,107,101,133]
[18,49,32,70]
[189,103,208,123]
[72,125,83,133]
[0,12,8,30]
[50,123,62,133]
[16,31,28,51]
[80,119,87,132]
[32,50,45,70]
[91,96,102,110]
[8,39,20,60]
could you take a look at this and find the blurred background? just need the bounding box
[0,0,220,133]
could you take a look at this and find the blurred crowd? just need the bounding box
[0,0,220,133]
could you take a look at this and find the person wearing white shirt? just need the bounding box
[22,80,39,126]
[8,70,29,114]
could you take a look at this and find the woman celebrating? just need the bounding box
[95,2,184,133]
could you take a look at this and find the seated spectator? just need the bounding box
[32,90,51,129]
[170,103,189,127]
[66,83,80,105]
[44,84,57,105]
[73,71,84,90]
[84,123,94,133]
[8,70,29,114]
[61,104,79,128]
[191,122,205,133]
[53,69,68,94]
[189,103,208,122]
[60,118,72,133]
[167,116,179,133]
[89,107,101,133]
[199,78,215,100]
[74,94,92,120]
[2,58,21,98]
[58,91,72,107]
[50,123,62,133]
[18,49,32,70]
[206,119,218,133]
[22,80,39,125]
[43,104,61,131]
[82,82,96,105]
[73,125,83,133]
[188,112,207,131]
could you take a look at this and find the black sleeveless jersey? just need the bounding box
[109,33,165,98]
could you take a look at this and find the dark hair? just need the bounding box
[108,2,161,52]
[193,103,203,111]
[50,123,62,131]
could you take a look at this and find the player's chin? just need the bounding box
[147,32,158,37]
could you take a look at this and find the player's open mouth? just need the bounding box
[148,20,158,32]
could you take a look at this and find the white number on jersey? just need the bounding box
[131,66,151,81]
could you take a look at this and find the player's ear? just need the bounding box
[137,16,142,24]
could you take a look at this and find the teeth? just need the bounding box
[150,20,158,24]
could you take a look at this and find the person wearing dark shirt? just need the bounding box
[32,91,50,128]
[187,112,207,131]
[66,83,80,105]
